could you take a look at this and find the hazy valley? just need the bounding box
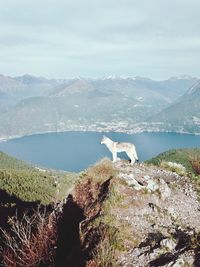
[0,74,199,140]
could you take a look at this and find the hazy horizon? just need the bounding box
[1,73,200,81]
[0,0,200,80]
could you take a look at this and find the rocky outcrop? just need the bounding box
[114,161,200,267]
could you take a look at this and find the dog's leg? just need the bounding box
[126,151,135,165]
[112,151,117,162]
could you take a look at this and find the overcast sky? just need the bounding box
[0,0,200,79]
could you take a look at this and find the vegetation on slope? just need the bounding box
[146,148,200,194]
[146,148,200,174]
[72,159,133,266]
[0,151,77,204]
[0,151,32,171]
[1,159,119,267]
[1,156,200,266]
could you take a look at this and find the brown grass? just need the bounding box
[74,158,117,218]
[1,208,57,267]
[85,158,117,183]
[189,154,200,175]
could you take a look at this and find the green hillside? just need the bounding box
[0,151,33,171]
[146,148,200,174]
[0,151,77,204]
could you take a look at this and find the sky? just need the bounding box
[0,0,200,80]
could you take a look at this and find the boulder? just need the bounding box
[160,238,176,251]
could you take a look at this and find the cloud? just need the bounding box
[0,0,199,79]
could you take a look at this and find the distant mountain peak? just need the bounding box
[52,79,95,97]
[186,81,200,95]
[169,75,198,81]
[101,75,153,81]
[14,74,54,85]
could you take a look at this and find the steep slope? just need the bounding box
[74,158,200,266]
[0,150,32,171]
[0,151,77,204]
[154,75,199,99]
[146,81,200,133]
[93,75,198,100]
[0,156,199,266]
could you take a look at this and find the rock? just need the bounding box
[149,248,161,260]
[119,173,144,190]
[113,161,199,267]
[146,179,159,192]
[171,258,185,267]
[160,238,176,251]
[144,175,150,180]
[159,179,171,200]
[128,178,144,190]
[168,207,178,220]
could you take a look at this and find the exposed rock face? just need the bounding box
[160,238,176,251]
[113,161,200,267]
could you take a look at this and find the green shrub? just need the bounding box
[160,161,186,176]
[0,151,78,204]
[0,151,32,171]
[146,148,200,174]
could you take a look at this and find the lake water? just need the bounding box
[0,131,200,172]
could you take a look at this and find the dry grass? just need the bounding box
[85,158,117,183]
[189,154,200,175]
[92,225,119,267]
[88,179,134,266]
[74,159,117,218]
[75,159,133,266]
[160,161,186,176]
[102,183,124,214]
[1,208,57,267]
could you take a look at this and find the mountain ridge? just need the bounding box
[146,81,200,133]
[0,74,199,139]
[0,152,199,266]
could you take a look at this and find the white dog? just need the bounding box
[101,135,139,165]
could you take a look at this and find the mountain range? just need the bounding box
[0,74,199,139]
[146,81,200,133]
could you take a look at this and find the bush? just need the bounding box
[160,161,186,176]
[0,169,57,204]
[1,208,57,267]
[189,154,200,175]
[146,148,200,174]
[0,168,78,205]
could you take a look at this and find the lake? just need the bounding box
[0,131,200,172]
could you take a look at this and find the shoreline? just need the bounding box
[0,128,200,143]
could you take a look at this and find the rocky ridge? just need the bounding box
[112,161,200,267]
[0,156,199,267]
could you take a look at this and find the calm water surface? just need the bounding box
[0,131,200,172]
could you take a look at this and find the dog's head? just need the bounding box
[100,135,107,144]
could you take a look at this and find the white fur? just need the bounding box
[101,135,138,165]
